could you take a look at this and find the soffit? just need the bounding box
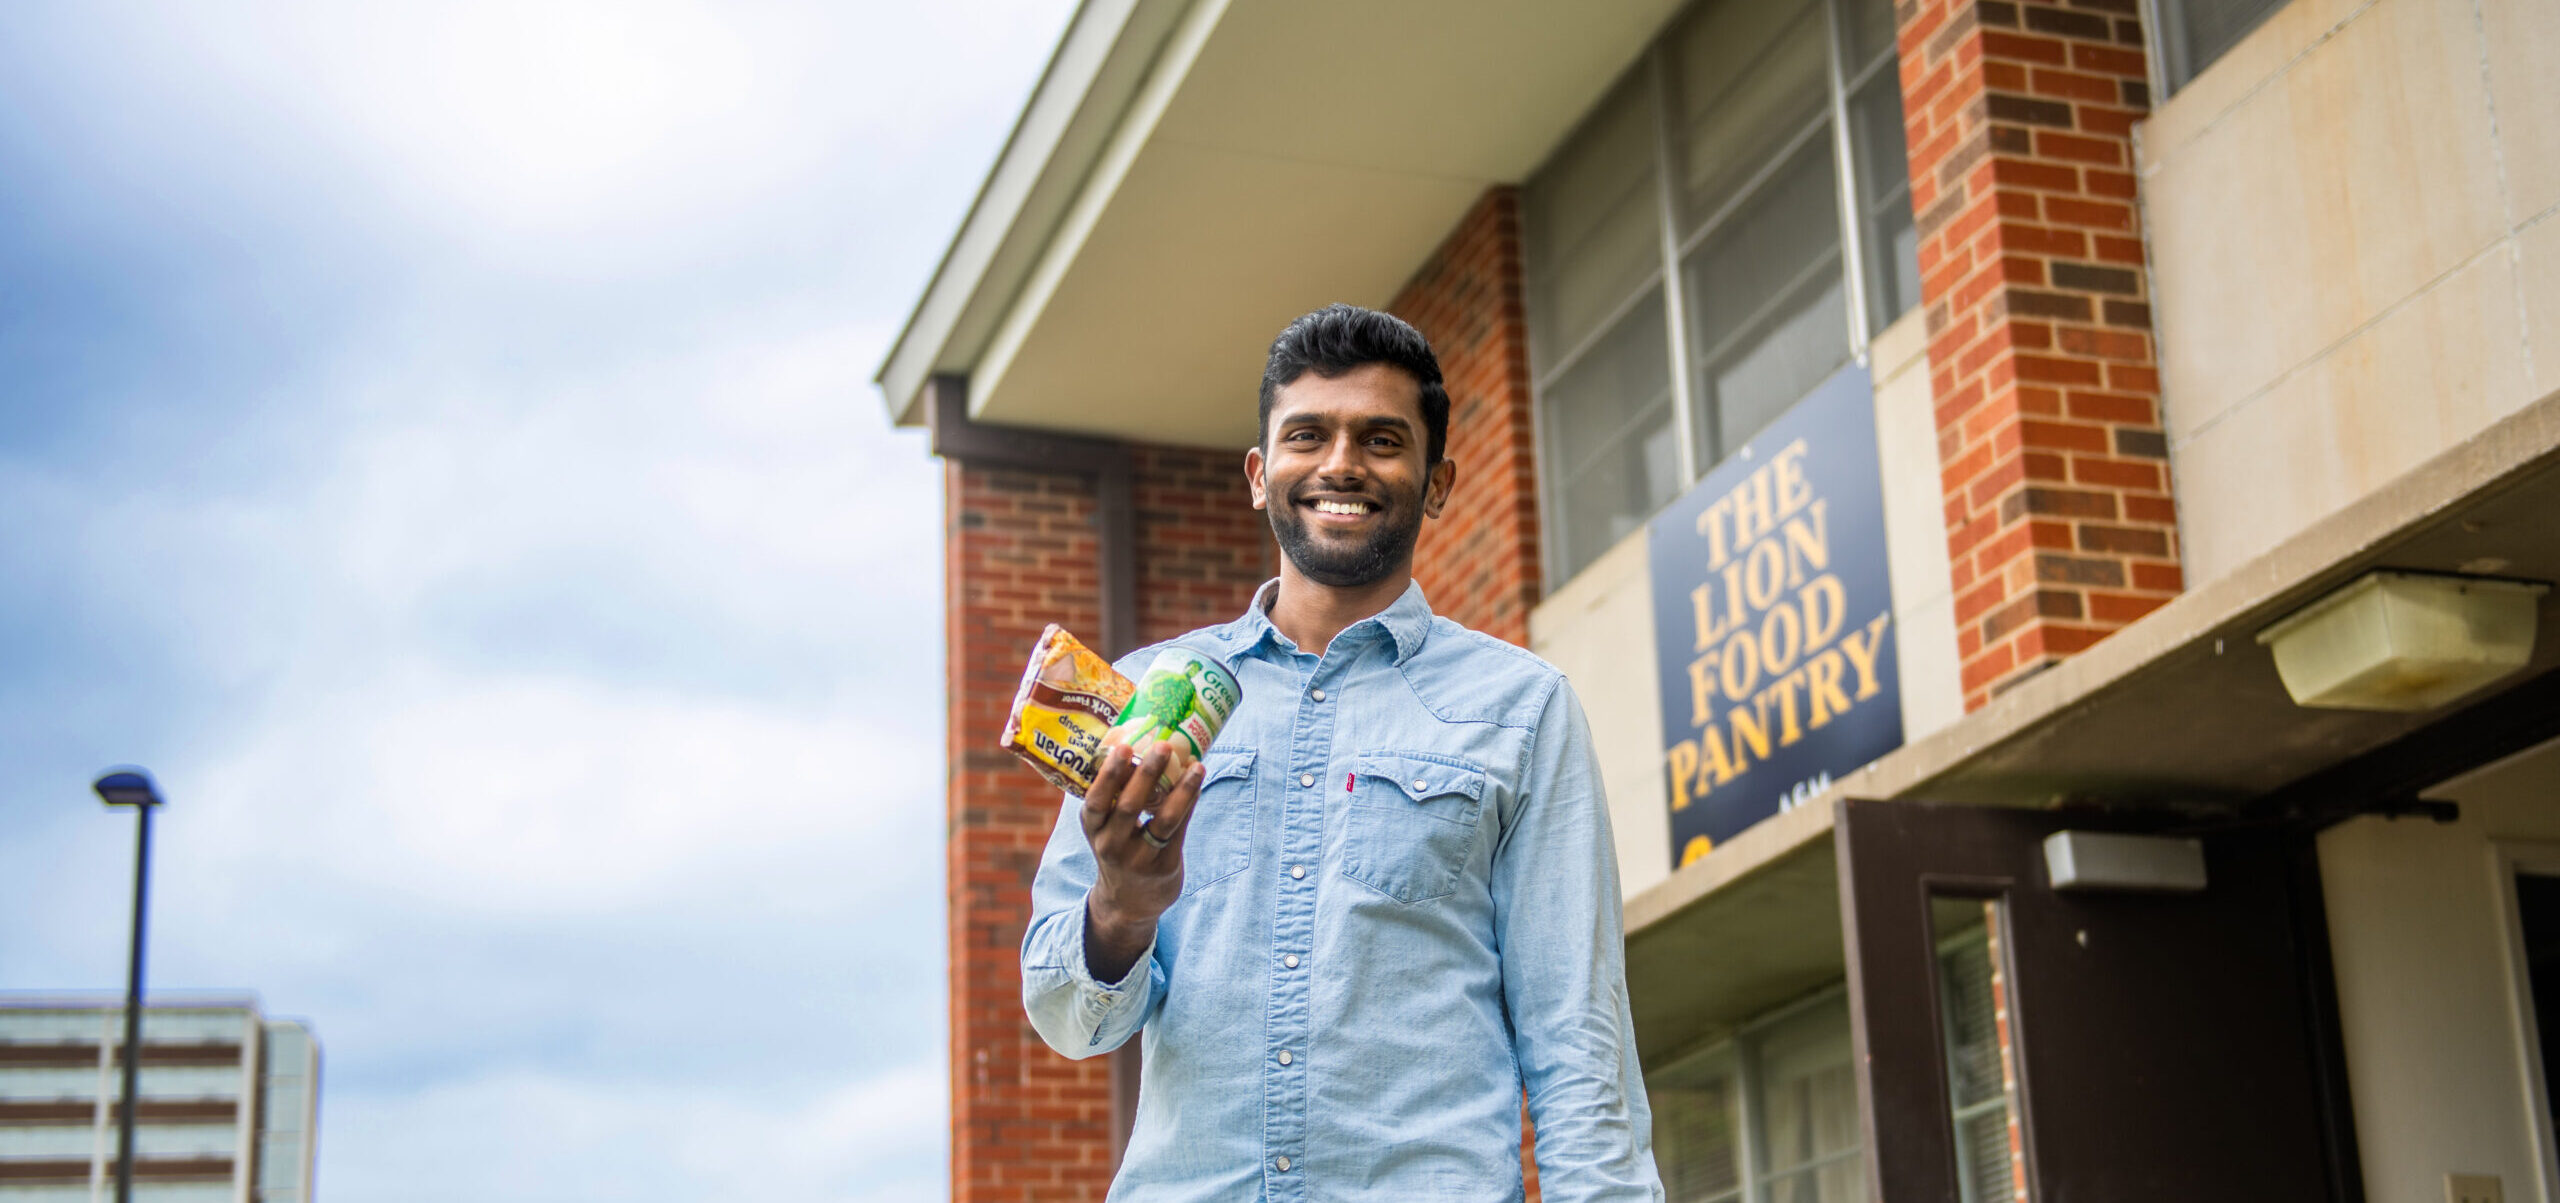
[898,0,1687,447]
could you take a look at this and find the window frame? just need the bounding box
[1647,985,1865,1203]
[1526,0,1911,593]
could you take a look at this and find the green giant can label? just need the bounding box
[1111,644,1243,760]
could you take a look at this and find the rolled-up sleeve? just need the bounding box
[1492,677,1665,1200]
[1021,790,1164,1059]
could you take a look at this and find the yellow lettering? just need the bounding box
[1718,630,1761,701]
[1666,741,1700,811]
[1698,727,1739,794]
[1760,603,1803,676]
[1730,697,1774,767]
[1743,538,1786,611]
[1799,574,1847,652]
[1687,651,1720,727]
[1806,649,1851,728]
[1840,612,1894,701]
[1718,557,1748,632]
[1732,467,1776,546]
[1781,499,1829,587]
[1690,581,1726,651]
[1766,669,1806,747]
[1680,835,1714,867]
[1773,439,1814,516]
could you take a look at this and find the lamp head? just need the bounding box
[93,768,164,809]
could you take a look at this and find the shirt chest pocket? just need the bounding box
[1339,752,1488,904]
[1179,748,1257,898]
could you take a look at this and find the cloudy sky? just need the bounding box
[0,2,1072,1198]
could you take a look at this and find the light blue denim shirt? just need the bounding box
[1022,580,1664,1202]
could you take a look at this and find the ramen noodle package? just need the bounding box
[1000,625,1136,796]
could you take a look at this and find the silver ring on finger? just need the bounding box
[1139,821,1174,849]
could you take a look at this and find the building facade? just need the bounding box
[0,997,319,1203]
[881,0,2560,1198]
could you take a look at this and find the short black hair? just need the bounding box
[1258,304,1451,466]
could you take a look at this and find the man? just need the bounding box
[1022,304,1663,1201]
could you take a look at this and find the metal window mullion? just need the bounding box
[1648,46,1704,482]
[1822,0,1874,360]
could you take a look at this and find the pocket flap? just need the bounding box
[1202,747,1257,784]
[1353,752,1486,802]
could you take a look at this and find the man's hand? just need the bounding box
[1079,730,1206,984]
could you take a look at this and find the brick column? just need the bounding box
[1895,0,2185,710]
[947,461,1115,1203]
[944,447,1268,1202]
[1393,187,1544,648]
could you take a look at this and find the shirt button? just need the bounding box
[1310,688,1326,701]
[1289,865,1306,880]
[1299,773,1315,788]
[1277,1050,1293,1065]
[1276,1156,1292,1172]
[1413,779,1429,791]
[1283,954,1300,969]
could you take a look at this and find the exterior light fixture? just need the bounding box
[2255,571,2548,711]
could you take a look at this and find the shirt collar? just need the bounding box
[1212,577,1435,665]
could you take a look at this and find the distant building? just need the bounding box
[0,996,318,1203]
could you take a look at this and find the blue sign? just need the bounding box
[1648,363,1902,868]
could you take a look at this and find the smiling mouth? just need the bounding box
[1308,499,1375,516]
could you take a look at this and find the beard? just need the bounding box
[1267,480,1426,588]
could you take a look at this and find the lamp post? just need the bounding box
[92,768,164,1203]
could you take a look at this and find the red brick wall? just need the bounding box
[1895,0,2185,710]
[943,446,1269,1203]
[1392,187,1544,649]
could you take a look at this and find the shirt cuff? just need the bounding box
[1067,892,1156,996]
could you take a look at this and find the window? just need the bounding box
[1934,901,2021,1203]
[2148,0,2289,95]
[1648,992,1864,1203]
[1527,0,1919,584]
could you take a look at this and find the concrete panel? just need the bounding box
[1529,527,1671,897]
[2483,0,2560,222]
[2145,0,2508,439]
[2523,215,2560,398]
[2175,248,2531,583]
[1868,307,1964,743]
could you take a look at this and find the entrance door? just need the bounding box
[1834,799,2354,1203]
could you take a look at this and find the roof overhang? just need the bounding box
[1626,385,2560,1060]
[875,0,1685,449]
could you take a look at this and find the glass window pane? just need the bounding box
[1934,897,2019,1203]
[1663,0,1831,237]
[1526,71,1663,373]
[1542,289,1679,580]
[1851,69,1921,330]
[2157,0,2287,93]
[1837,0,1902,76]
[1680,134,1850,466]
[1753,997,1862,1183]
[1648,1044,1743,1202]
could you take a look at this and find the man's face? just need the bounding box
[1245,363,1455,589]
